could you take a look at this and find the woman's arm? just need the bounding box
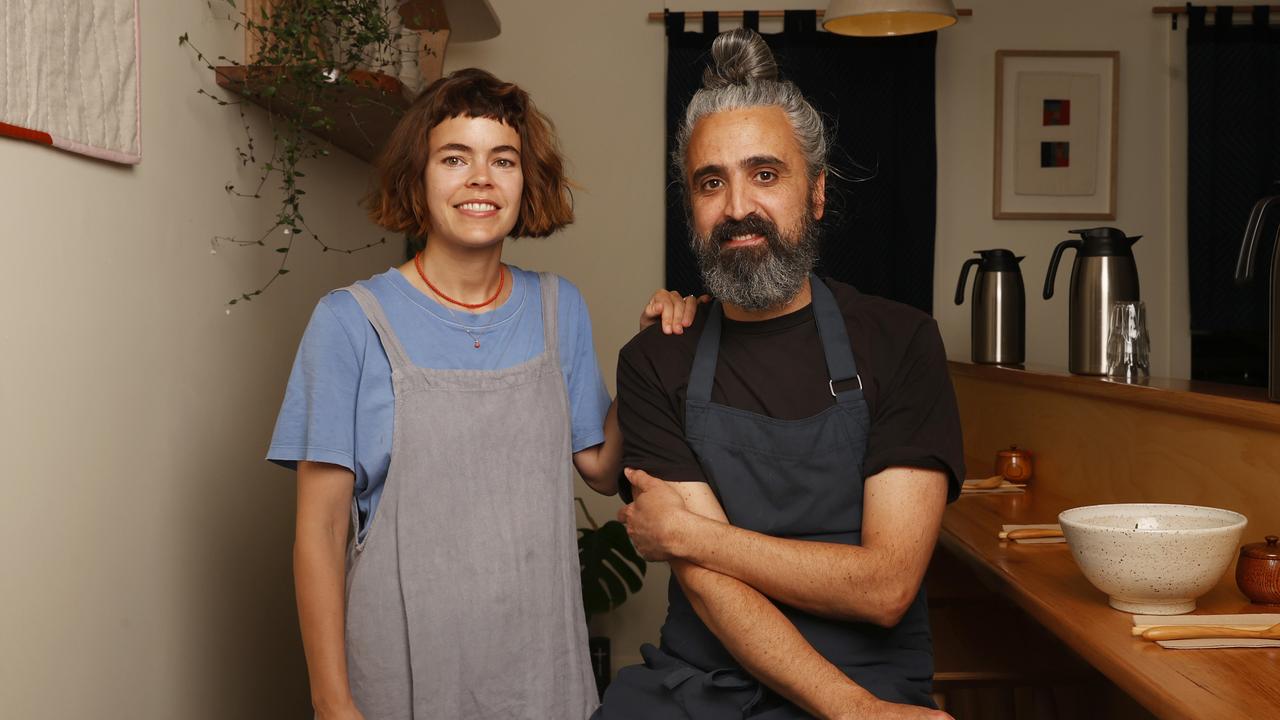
[294,461,365,720]
[573,289,705,494]
[573,401,622,495]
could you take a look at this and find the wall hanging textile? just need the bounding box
[0,0,142,164]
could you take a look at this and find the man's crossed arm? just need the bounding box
[617,467,950,720]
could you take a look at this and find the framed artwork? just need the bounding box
[993,50,1119,220]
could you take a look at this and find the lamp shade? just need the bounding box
[823,0,957,36]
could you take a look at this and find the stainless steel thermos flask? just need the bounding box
[955,249,1026,365]
[1043,227,1141,375]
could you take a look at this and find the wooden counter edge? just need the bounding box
[948,361,1280,434]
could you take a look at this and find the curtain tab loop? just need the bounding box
[783,9,818,35]
[1188,3,1206,30]
[1253,5,1271,31]
[704,11,720,36]
[1214,4,1234,31]
[743,10,760,32]
[665,10,685,37]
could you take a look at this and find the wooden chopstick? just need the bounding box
[998,528,1063,540]
[1131,623,1274,636]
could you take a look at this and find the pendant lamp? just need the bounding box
[823,0,958,36]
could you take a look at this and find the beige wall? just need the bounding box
[0,1,1189,717]
[0,4,393,719]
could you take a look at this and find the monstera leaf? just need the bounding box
[578,517,647,622]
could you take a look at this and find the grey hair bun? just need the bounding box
[703,28,778,89]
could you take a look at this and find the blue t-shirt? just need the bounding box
[268,266,612,540]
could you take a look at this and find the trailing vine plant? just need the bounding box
[182,0,437,308]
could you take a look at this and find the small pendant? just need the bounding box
[473,340,481,349]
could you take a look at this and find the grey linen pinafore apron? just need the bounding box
[341,275,597,720]
[597,275,935,719]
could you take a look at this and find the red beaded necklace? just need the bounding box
[414,251,505,310]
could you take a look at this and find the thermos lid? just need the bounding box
[974,248,1024,271]
[1069,227,1142,257]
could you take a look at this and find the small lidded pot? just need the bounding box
[1236,535,1280,605]
[995,446,1033,483]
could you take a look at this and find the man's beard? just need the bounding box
[691,211,821,312]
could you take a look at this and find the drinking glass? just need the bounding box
[1106,301,1150,381]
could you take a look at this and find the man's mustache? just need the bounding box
[707,214,781,249]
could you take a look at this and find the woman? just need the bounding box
[268,68,696,720]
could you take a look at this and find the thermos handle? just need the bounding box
[1043,239,1082,300]
[955,258,981,305]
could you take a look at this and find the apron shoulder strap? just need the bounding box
[808,273,863,402]
[689,277,862,406]
[342,284,413,372]
[687,301,723,404]
[537,272,560,361]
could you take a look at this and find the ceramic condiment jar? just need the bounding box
[995,446,1033,483]
[1236,535,1280,605]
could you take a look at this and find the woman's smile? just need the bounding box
[454,199,502,218]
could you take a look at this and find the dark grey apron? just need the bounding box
[342,276,597,720]
[597,275,934,719]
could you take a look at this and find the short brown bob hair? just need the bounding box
[366,68,573,240]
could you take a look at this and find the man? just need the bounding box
[594,29,962,720]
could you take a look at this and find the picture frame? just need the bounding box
[993,50,1119,220]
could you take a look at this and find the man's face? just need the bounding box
[685,106,826,311]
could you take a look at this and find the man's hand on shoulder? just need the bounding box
[617,468,698,561]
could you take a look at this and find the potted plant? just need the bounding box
[576,497,646,695]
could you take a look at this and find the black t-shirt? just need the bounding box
[617,278,964,501]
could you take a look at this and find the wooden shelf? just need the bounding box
[223,3,500,163]
[949,360,1280,434]
[213,65,409,164]
[645,8,974,21]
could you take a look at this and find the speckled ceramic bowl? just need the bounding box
[1058,503,1247,615]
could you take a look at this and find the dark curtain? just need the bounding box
[664,11,938,314]
[1187,6,1280,385]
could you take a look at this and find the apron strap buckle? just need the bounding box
[829,375,863,397]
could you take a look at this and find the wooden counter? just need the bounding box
[944,361,1280,719]
[940,488,1280,720]
[948,361,1280,560]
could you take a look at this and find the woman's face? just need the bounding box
[423,115,523,249]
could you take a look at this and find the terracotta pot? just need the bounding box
[1236,535,1280,605]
